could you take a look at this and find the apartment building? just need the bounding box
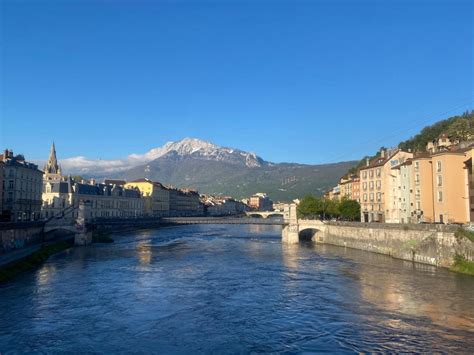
[168,188,202,216]
[359,149,413,223]
[249,193,273,211]
[1,150,43,222]
[431,149,470,224]
[124,179,170,217]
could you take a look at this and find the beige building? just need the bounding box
[124,179,170,217]
[426,133,456,153]
[359,149,413,223]
[1,150,43,222]
[338,174,360,202]
[168,188,202,216]
[42,178,144,220]
[395,148,472,224]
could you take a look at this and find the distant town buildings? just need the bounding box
[1,150,43,222]
[248,193,273,211]
[201,195,249,216]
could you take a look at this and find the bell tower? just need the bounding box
[44,142,62,181]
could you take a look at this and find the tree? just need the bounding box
[297,195,319,218]
[339,198,361,221]
[447,118,473,142]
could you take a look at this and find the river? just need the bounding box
[1,224,473,353]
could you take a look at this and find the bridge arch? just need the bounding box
[247,213,264,218]
[266,213,283,219]
[298,227,322,242]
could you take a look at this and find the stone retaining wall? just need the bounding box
[317,222,474,267]
[0,222,45,255]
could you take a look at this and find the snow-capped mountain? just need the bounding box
[45,137,355,201]
[136,138,265,168]
[56,138,266,175]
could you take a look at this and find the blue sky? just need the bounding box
[1,0,472,164]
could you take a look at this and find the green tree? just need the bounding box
[339,198,361,221]
[447,118,473,142]
[297,195,319,218]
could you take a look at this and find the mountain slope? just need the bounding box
[116,144,355,201]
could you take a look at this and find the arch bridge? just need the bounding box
[281,204,327,244]
[244,211,284,219]
[43,201,91,245]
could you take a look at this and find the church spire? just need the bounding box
[44,142,61,175]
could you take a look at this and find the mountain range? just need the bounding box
[56,138,356,201]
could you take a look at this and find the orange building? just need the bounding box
[431,149,470,224]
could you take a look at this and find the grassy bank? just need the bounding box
[450,255,474,276]
[0,240,73,283]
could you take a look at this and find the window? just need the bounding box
[362,182,367,190]
[377,192,382,202]
[376,180,381,189]
[370,193,374,201]
[415,161,419,171]
[369,181,374,190]
[437,175,443,187]
[415,174,420,184]
[437,161,442,172]
[376,168,381,177]
[369,170,374,178]
[438,191,443,202]
[416,201,421,210]
[362,171,367,179]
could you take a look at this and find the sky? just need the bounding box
[1,0,473,164]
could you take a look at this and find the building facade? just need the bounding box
[42,145,144,220]
[168,188,202,216]
[248,193,273,211]
[431,150,470,224]
[1,150,43,222]
[124,179,170,217]
[42,178,144,220]
[359,149,413,223]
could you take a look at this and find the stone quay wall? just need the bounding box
[0,222,45,255]
[315,222,474,268]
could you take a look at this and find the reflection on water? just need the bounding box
[0,224,473,353]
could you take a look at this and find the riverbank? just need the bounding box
[314,222,474,273]
[0,239,74,283]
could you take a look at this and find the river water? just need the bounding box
[1,224,473,353]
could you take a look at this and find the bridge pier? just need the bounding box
[282,204,299,244]
[74,201,92,246]
[281,204,327,244]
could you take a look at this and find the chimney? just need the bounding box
[366,157,370,167]
[90,178,96,185]
[380,148,386,158]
